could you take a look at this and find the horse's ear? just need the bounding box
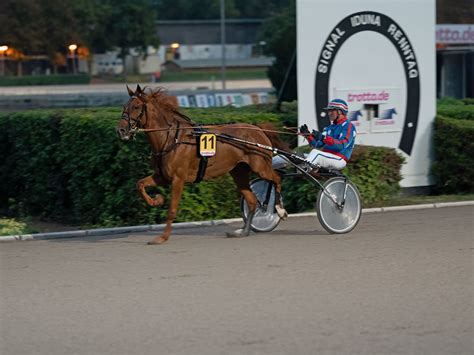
[136,84,142,94]
[126,85,134,97]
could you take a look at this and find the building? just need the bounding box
[436,24,474,98]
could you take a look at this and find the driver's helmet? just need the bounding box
[325,99,348,115]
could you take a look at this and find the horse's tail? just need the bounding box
[258,123,290,151]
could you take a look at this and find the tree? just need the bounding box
[153,0,290,20]
[0,0,160,76]
[437,0,474,23]
[0,0,43,75]
[234,0,289,18]
[71,0,113,54]
[260,0,296,102]
[102,0,160,75]
[153,0,238,20]
[0,0,81,75]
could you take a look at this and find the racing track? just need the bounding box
[1,206,473,354]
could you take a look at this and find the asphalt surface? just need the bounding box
[1,206,473,355]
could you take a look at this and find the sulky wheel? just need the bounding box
[316,177,362,234]
[240,178,281,233]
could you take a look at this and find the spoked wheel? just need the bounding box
[240,178,281,233]
[316,177,362,234]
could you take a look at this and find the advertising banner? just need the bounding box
[336,87,403,133]
[175,92,270,108]
[436,24,474,44]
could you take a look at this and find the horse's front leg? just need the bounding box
[137,175,165,207]
[273,174,288,220]
[148,176,185,245]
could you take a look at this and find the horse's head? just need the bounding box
[116,85,148,141]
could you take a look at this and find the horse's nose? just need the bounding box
[116,126,127,138]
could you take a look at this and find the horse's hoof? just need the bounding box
[275,205,288,220]
[153,195,164,206]
[147,237,167,245]
[226,229,248,238]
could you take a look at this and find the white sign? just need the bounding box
[297,0,436,187]
[337,87,403,133]
[436,24,474,44]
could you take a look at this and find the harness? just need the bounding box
[152,122,182,157]
[192,126,211,183]
[127,105,212,183]
[151,123,210,183]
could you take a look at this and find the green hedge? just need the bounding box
[0,74,91,86]
[437,104,474,121]
[0,106,403,227]
[432,98,474,193]
[0,107,278,227]
[432,116,474,193]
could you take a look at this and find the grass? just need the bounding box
[92,69,268,84]
[0,218,38,236]
[160,69,268,82]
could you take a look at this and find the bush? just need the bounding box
[437,97,465,106]
[0,218,29,236]
[462,98,474,106]
[432,116,474,193]
[437,105,474,121]
[432,98,474,193]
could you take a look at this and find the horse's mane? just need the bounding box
[144,87,194,124]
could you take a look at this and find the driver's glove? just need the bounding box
[311,129,323,142]
[299,124,310,135]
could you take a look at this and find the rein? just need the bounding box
[138,125,300,135]
[122,92,303,160]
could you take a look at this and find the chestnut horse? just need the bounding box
[116,85,287,244]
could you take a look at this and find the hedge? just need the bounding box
[432,116,474,193]
[0,107,278,227]
[0,106,403,227]
[437,104,474,121]
[432,98,474,193]
[0,74,91,86]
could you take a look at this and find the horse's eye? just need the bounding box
[134,105,140,110]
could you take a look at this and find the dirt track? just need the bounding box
[1,206,473,354]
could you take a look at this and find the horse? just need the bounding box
[116,85,288,244]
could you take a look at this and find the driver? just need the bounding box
[301,98,356,170]
[273,98,356,171]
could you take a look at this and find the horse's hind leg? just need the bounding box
[148,176,185,245]
[137,174,165,207]
[227,164,256,238]
[257,166,288,220]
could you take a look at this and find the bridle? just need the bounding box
[121,96,148,133]
[120,95,185,156]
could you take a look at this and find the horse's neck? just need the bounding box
[144,105,187,154]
